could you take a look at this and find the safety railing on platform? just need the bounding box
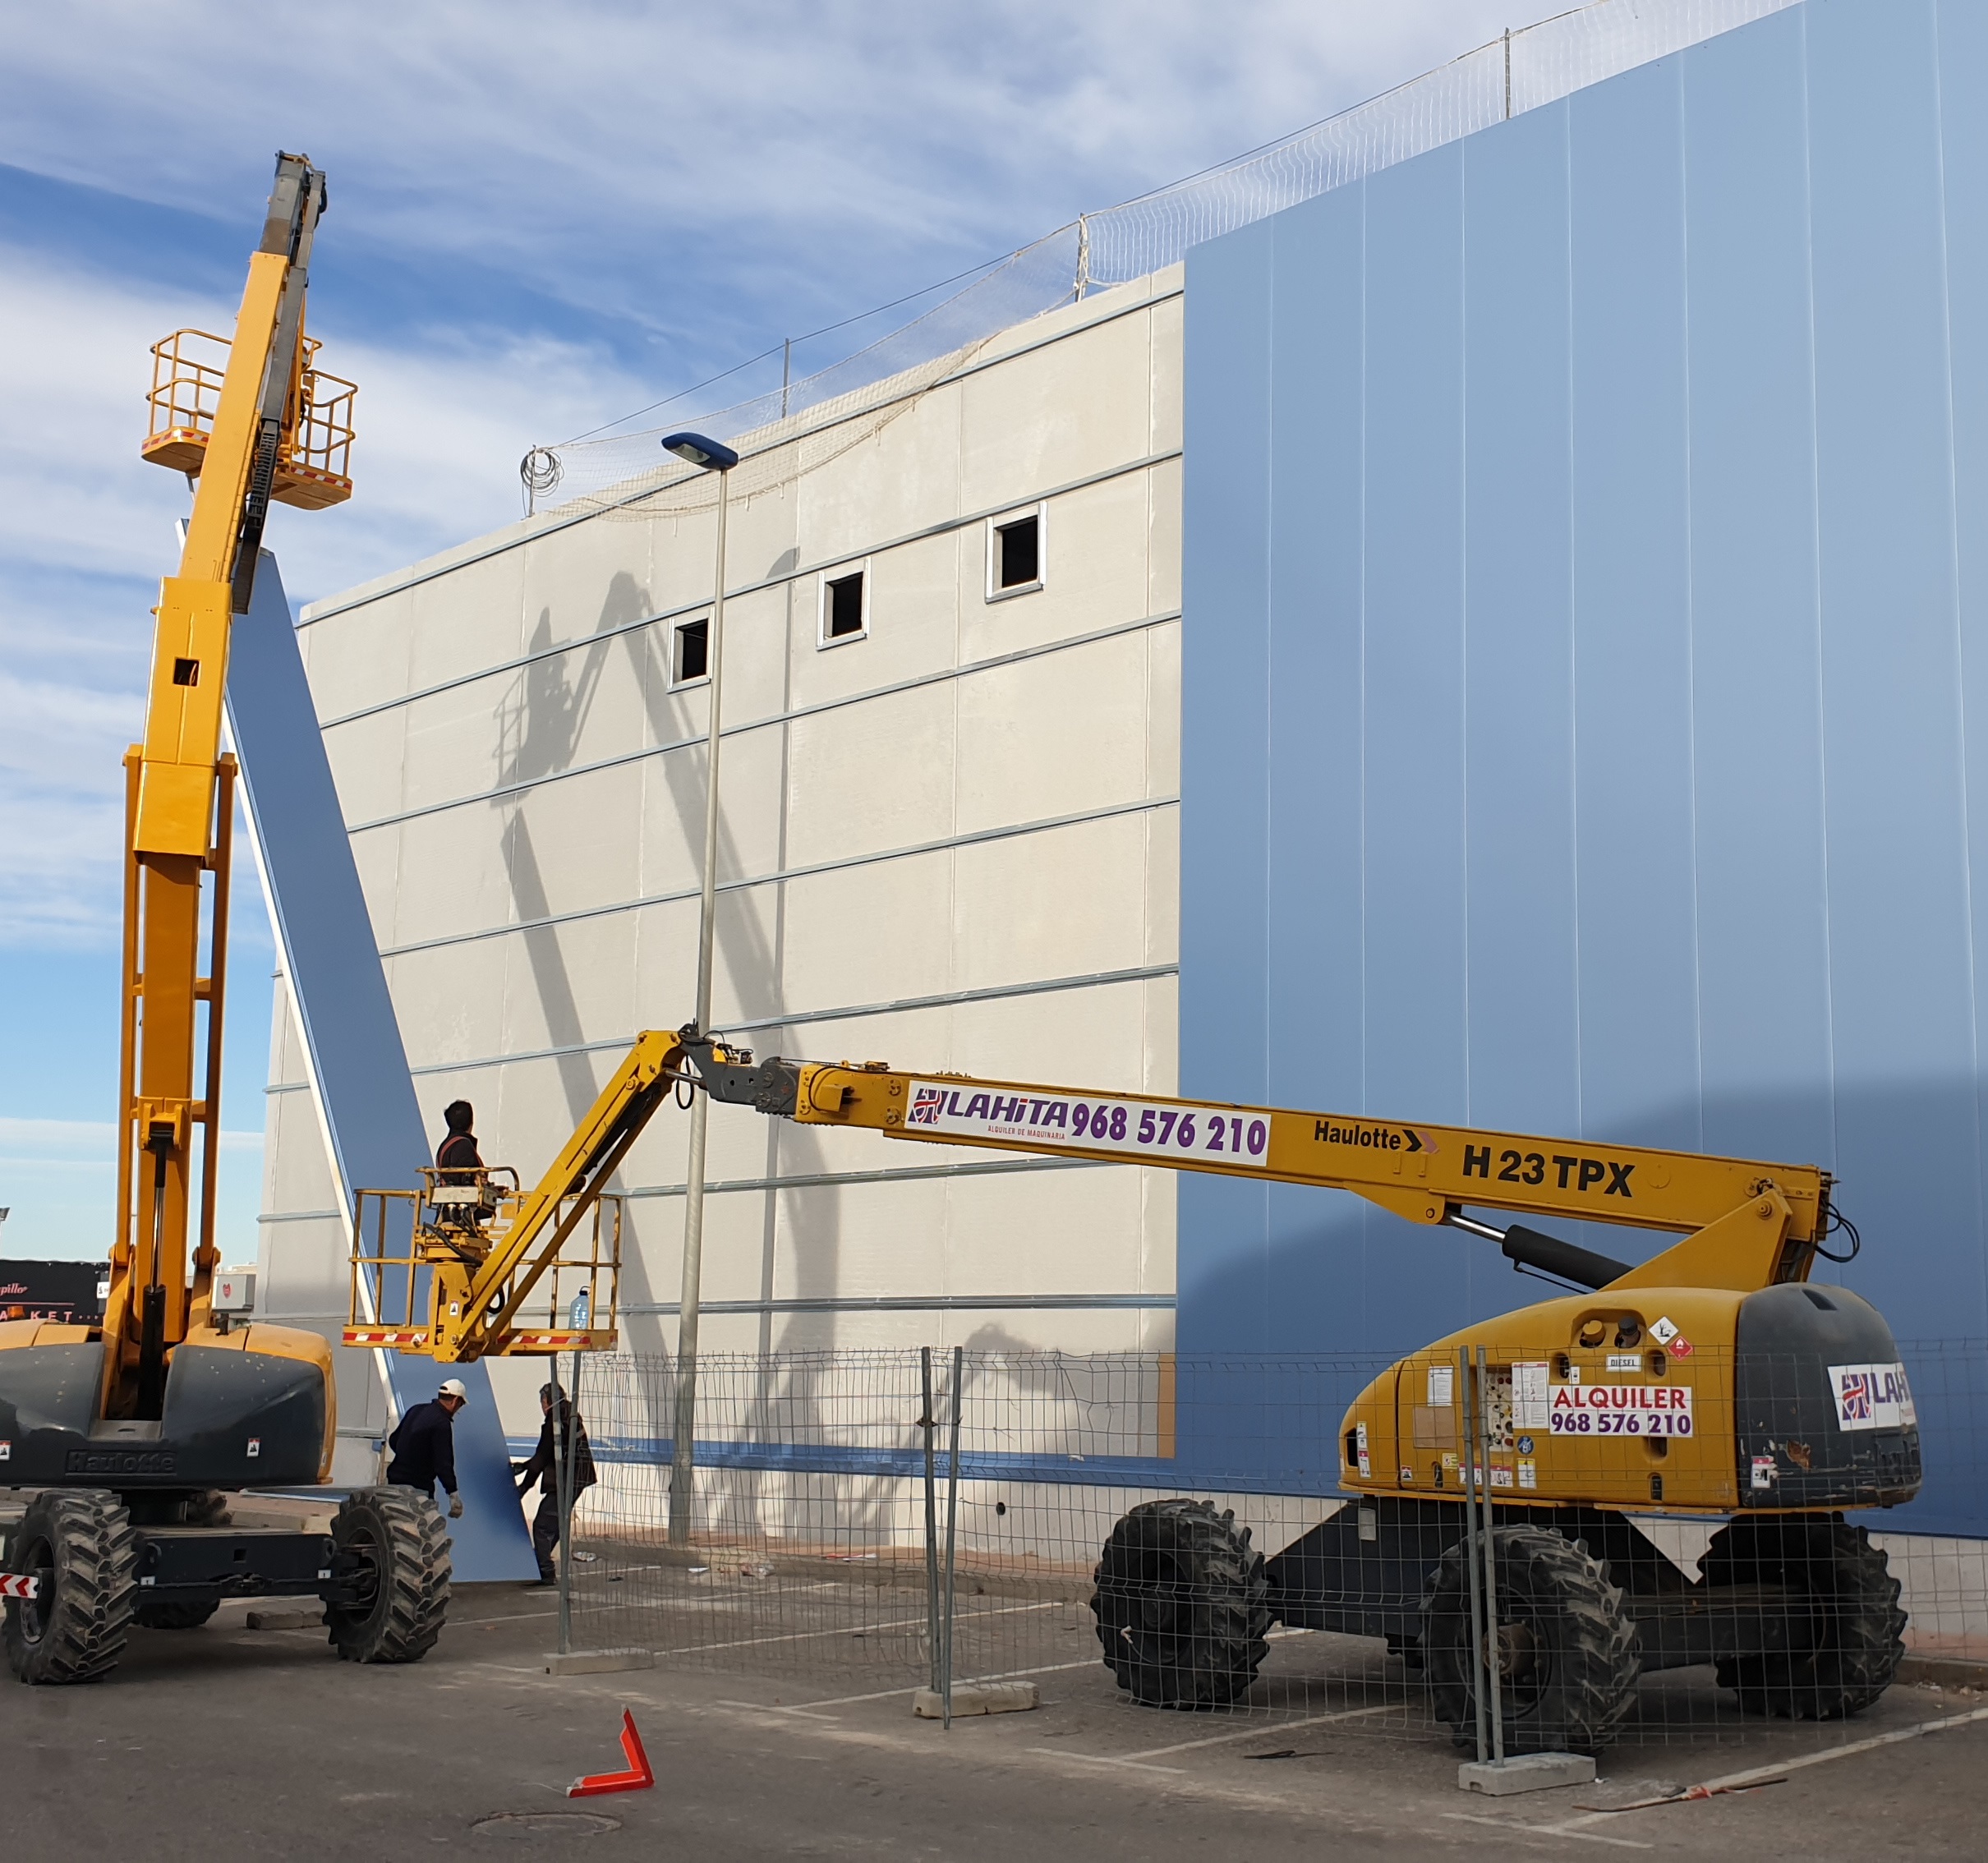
[143,326,357,508]
[347,1178,621,1355]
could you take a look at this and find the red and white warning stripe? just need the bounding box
[343,1327,429,1348]
[0,1574,39,1600]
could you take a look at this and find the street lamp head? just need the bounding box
[661,431,739,472]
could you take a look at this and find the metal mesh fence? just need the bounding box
[532,1335,1988,1760]
[528,0,1801,515]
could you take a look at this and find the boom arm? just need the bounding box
[108,154,333,1419]
[431,1032,681,1359]
[370,1025,1834,1364]
[687,1042,1833,1295]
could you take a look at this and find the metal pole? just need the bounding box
[1459,1346,1489,1764]
[942,1344,964,1728]
[781,338,792,418]
[557,1353,579,1657]
[668,465,732,1545]
[922,1347,940,1695]
[1478,1346,1505,1763]
[1503,27,1512,121]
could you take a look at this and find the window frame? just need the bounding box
[670,614,711,689]
[985,503,1047,602]
[817,559,872,649]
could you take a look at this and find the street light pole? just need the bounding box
[660,430,739,1546]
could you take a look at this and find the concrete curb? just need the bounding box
[546,1649,656,1676]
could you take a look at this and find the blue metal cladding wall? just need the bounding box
[1179,0,1988,1530]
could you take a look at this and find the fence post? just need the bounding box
[556,1347,580,1658]
[941,1343,964,1728]
[1459,1346,1488,1764]
[921,1346,940,1698]
[1476,1346,1504,1763]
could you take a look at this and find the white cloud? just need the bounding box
[0,0,1537,956]
[1,2,1518,330]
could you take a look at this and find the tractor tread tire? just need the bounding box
[133,1598,220,1631]
[326,1487,452,1664]
[1421,1524,1641,1755]
[2,1488,140,1685]
[1091,1498,1272,1709]
[1702,1516,1904,1720]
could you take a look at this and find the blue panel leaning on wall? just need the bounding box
[228,551,537,1580]
[1178,0,1988,1534]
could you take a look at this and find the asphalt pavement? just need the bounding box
[2,1582,1984,1861]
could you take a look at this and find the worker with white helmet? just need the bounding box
[385,1377,470,1519]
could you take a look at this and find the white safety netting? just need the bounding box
[527,0,1799,519]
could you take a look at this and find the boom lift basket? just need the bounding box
[143,326,357,508]
[346,1171,623,1357]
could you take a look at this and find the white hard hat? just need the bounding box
[438,1378,469,1402]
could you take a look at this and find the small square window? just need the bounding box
[987,507,1043,600]
[819,565,868,646]
[673,616,709,685]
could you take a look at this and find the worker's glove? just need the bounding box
[449,1493,464,1519]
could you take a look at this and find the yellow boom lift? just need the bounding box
[0,156,453,1685]
[358,1026,1917,1750]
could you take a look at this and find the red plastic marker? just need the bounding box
[567,1709,655,1798]
[0,1575,39,1600]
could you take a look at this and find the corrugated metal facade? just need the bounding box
[1179,0,1988,1529]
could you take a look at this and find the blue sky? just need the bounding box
[0,0,1512,1263]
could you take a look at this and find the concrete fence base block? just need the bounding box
[545,1649,656,1677]
[245,1608,326,1631]
[913,1681,1041,1719]
[1458,1753,1595,1796]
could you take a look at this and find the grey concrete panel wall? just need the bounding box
[274,274,1189,1446]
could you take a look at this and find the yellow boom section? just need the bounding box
[109,154,339,1424]
[355,1026,1834,1368]
[769,1060,1829,1294]
[347,1030,684,1362]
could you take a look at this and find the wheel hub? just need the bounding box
[1484,1620,1538,1680]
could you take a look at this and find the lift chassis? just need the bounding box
[593,1030,1914,1750]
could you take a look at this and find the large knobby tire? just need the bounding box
[2,1489,139,1685]
[1702,1515,1904,1720]
[133,1598,220,1631]
[325,1487,452,1663]
[1421,1525,1640,1755]
[1091,1499,1272,1709]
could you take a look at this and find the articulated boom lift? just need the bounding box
[2,158,453,1685]
[372,1025,1917,1750]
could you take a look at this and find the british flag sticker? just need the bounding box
[907,1085,947,1128]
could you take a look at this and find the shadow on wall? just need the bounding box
[1175,1077,1988,1533]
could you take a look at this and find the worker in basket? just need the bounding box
[514,1382,596,1587]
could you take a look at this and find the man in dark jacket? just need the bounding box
[387,1378,467,1520]
[514,1382,596,1585]
[436,1101,481,1181]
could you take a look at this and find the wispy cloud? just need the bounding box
[0,0,1520,964]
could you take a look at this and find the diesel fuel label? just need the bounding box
[1549,1383,1694,1437]
[905,1083,1272,1168]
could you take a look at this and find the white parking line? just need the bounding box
[1123,1702,1398,1761]
[750,1655,1107,1714]
[1028,1748,1189,1776]
[1549,1701,1988,1833]
[651,1598,1058,1658]
[1444,1812,1652,1851]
